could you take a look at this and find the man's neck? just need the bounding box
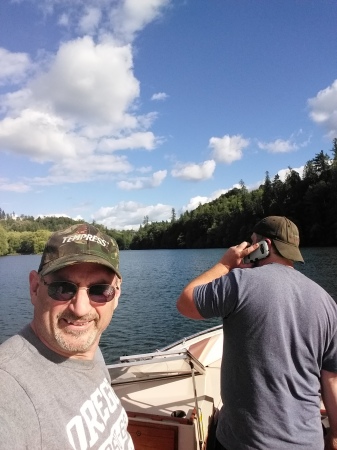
[257,255,294,268]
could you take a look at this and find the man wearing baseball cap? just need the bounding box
[177,216,337,450]
[0,223,134,449]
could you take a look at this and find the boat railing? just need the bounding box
[160,324,222,351]
[108,348,206,385]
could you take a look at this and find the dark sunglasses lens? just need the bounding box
[48,281,77,301]
[88,285,115,303]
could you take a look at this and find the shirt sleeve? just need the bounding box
[193,271,239,319]
[322,329,337,373]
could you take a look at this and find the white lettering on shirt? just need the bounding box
[66,378,132,450]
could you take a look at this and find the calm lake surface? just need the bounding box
[1,248,336,364]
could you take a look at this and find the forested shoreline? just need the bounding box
[1,140,337,255]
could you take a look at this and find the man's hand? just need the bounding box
[219,241,259,272]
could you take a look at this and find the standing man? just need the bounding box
[177,216,337,450]
[0,223,134,449]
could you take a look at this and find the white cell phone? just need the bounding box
[243,240,270,264]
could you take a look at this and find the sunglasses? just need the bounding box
[41,279,116,303]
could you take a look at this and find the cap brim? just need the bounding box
[273,240,304,263]
[39,254,122,279]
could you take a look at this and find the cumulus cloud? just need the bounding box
[277,166,304,181]
[0,48,32,86]
[0,0,173,195]
[93,200,172,230]
[78,7,102,35]
[98,131,157,152]
[30,37,140,127]
[257,138,298,153]
[209,134,249,164]
[182,187,240,212]
[151,92,168,101]
[171,160,216,181]
[117,169,167,190]
[0,34,162,187]
[0,109,83,161]
[308,79,337,138]
[30,0,170,44]
[46,154,133,182]
[110,0,171,43]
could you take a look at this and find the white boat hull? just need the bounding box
[108,325,223,450]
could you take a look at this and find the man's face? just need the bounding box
[29,262,120,360]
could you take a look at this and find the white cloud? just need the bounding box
[209,134,249,164]
[137,166,152,173]
[49,154,133,179]
[93,200,172,230]
[31,37,140,127]
[308,79,337,138]
[98,132,157,152]
[277,166,304,181]
[0,109,83,161]
[171,160,216,181]
[110,0,171,43]
[182,187,238,212]
[151,92,168,101]
[58,13,69,27]
[33,0,171,44]
[78,7,102,35]
[0,179,31,193]
[0,1,174,199]
[0,35,162,187]
[258,138,298,153]
[117,169,167,190]
[0,48,32,86]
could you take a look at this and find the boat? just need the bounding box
[107,325,329,450]
[108,325,223,450]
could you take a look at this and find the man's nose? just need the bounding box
[68,287,92,316]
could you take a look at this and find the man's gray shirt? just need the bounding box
[0,325,134,449]
[194,264,337,450]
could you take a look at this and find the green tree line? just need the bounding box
[1,140,337,256]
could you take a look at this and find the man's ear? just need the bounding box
[265,238,272,249]
[29,270,40,306]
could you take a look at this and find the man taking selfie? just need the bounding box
[0,223,134,449]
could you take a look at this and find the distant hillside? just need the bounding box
[1,140,337,255]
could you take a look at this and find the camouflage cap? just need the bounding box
[38,223,121,278]
[253,216,304,263]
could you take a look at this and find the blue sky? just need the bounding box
[1,0,336,230]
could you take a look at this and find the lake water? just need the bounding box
[1,248,336,364]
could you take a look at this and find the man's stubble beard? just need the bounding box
[54,313,100,353]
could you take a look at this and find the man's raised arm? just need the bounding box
[176,242,257,319]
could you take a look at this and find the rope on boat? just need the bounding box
[189,361,204,449]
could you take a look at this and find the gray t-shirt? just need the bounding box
[0,325,134,450]
[194,264,337,450]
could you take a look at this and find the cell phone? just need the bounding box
[243,240,270,264]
